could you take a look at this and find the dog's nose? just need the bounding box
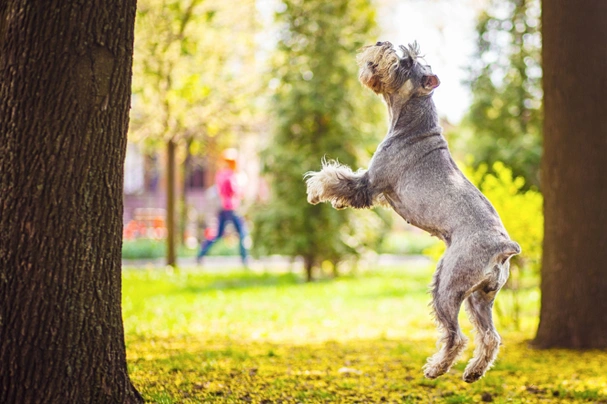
[376,41,384,46]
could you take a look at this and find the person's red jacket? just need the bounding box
[216,168,239,210]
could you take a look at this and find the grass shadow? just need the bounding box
[127,335,607,404]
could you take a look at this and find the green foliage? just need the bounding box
[122,239,166,260]
[131,0,259,148]
[467,161,543,271]
[123,267,607,403]
[424,161,543,274]
[378,230,438,256]
[251,0,389,273]
[457,0,542,188]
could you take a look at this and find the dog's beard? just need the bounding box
[356,45,400,93]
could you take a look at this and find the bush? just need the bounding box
[122,238,165,260]
[378,230,438,255]
[466,161,543,272]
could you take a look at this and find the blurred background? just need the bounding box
[122,0,542,284]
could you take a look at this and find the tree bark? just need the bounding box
[0,1,142,402]
[166,139,177,266]
[534,0,607,348]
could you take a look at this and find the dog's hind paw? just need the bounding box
[462,368,484,383]
[463,358,490,383]
[422,361,450,380]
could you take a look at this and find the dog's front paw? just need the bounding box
[307,190,321,205]
[331,200,347,210]
[305,171,323,204]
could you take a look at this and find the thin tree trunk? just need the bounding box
[180,138,193,245]
[534,0,607,348]
[0,0,142,402]
[304,256,314,282]
[166,139,177,266]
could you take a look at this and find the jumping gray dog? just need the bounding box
[305,41,521,383]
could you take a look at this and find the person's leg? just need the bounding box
[228,211,248,265]
[197,210,228,261]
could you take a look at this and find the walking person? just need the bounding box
[197,148,249,267]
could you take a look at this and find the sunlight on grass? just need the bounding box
[123,265,607,403]
[123,265,436,344]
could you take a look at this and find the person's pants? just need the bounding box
[197,210,247,263]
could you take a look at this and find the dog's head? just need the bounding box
[356,41,439,99]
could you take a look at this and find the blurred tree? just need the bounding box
[0,1,142,402]
[132,0,260,265]
[533,0,607,349]
[252,0,388,281]
[459,0,542,188]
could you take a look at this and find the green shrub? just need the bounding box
[378,231,438,255]
[122,239,165,260]
[467,161,543,272]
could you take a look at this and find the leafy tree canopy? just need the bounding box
[252,0,390,278]
[131,0,260,151]
[457,0,542,188]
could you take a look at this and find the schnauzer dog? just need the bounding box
[305,41,520,383]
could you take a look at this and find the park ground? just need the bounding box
[123,261,607,403]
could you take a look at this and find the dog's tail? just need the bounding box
[480,240,521,294]
[305,159,375,209]
[495,240,521,265]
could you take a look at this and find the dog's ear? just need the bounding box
[422,74,440,90]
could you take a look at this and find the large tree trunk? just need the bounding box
[0,1,142,402]
[534,0,607,348]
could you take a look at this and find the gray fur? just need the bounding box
[305,41,521,383]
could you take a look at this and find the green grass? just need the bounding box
[123,264,607,403]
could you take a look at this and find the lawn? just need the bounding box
[123,263,607,403]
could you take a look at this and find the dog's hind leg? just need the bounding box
[423,258,471,379]
[305,160,380,209]
[462,288,501,383]
[462,261,509,383]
